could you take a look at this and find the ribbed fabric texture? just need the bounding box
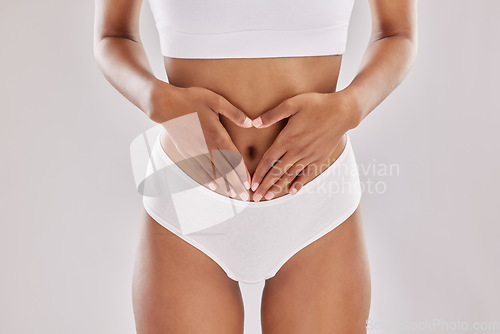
[147,0,356,59]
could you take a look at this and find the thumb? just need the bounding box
[252,98,299,128]
[212,95,253,128]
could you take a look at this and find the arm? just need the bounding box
[93,0,161,119]
[249,0,418,199]
[342,0,419,128]
[93,0,253,198]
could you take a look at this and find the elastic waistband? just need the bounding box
[156,24,349,59]
[152,131,355,208]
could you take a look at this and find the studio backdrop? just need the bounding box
[1,0,499,333]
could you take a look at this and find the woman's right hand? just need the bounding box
[148,81,253,201]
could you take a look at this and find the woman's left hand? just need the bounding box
[250,91,359,202]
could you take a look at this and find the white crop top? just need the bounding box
[147,0,356,59]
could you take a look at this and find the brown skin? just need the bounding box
[157,55,349,201]
[94,0,417,332]
[133,207,370,334]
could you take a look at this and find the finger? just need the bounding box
[289,162,321,195]
[227,169,249,201]
[207,120,251,198]
[199,154,239,198]
[210,94,252,128]
[226,153,251,193]
[251,142,287,193]
[213,133,251,191]
[174,150,219,191]
[245,168,252,190]
[252,98,299,128]
[218,177,238,198]
[190,151,227,189]
[266,160,308,196]
[203,150,241,197]
[183,146,237,196]
[252,152,300,202]
[212,147,250,201]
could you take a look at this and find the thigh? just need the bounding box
[261,206,371,334]
[132,209,245,334]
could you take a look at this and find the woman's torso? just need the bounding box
[160,55,347,200]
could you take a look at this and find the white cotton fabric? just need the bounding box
[142,131,362,283]
[146,0,356,59]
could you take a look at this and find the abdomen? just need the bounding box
[163,55,342,174]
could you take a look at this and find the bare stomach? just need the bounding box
[161,55,347,200]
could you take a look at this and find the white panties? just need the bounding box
[142,130,362,284]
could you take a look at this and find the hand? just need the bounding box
[250,91,359,202]
[149,82,253,200]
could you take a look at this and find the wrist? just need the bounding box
[146,79,180,123]
[333,87,363,130]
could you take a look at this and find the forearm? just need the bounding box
[93,35,168,119]
[341,33,418,128]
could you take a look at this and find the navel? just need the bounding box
[246,145,256,159]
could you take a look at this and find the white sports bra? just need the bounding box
[147,0,356,59]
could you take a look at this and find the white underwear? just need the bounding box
[142,130,362,284]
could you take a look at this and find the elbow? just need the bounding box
[93,38,101,63]
[92,34,114,77]
[398,33,419,72]
[372,30,419,65]
[93,31,107,65]
[394,32,418,68]
[92,32,141,62]
[397,30,419,64]
[405,33,419,68]
[93,38,106,72]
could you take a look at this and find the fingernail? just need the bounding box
[243,181,251,190]
[264,191,275,200]
[251,182,259,192]
[243,117,253,128]
[239,191,249,201]
[253,193,262,202]
[252,117,263,128]
[229,188,237,197]
[208,182,217,191]
[290,187,298,195]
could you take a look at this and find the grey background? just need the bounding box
[1,0,499,333]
